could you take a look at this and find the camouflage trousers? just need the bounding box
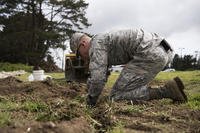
[109,44,174,101]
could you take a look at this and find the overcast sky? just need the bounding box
[83,0,200,56]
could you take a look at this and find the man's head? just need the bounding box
[70,32,91,61]
[70,32,85,53]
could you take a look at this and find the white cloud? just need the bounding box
[85,0,200,34]
[83,0,200,54]
[167,28,200,56]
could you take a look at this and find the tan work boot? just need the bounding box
[149,77,187,103]
[173,77,185,90]
[164,77,187,103]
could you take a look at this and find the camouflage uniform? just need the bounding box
[87,29,174,103]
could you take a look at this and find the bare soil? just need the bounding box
[0,77,200,133]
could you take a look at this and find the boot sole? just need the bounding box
[173,77,187,102]
[166,80,187,103]
[174,77,185,90]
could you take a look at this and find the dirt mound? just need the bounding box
[0,77,91,133]
[0,76,22,85]
[0,77,87,102]
[0,77,23,96]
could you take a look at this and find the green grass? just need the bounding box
[0,96,20,111]
[47,72,65,79]
[107,71,200,90]
[16,72,65,81]
[0,100,19,111]
[0,62,33,72]
[22,101,49,112]
[115,104,145,115]
[16,70,200,110]
[0,97,13,127]
[1,70,200,131]
[36,112,60,121]
[155,71,200,85]
[106,71,200,88]
[109,122,124,133]
[187,93,200,110]
[0,98,49,112]
[16,72,31,81]
[0,112,11,127]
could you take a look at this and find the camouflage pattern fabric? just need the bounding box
[87,29,174,101]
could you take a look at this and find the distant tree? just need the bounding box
[182,55,196,70]
[0,12,49,65]
[172,54,197,70]
[0,0,91,67]
[196,58,200,70]
[172,54,183,70]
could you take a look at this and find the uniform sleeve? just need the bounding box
[87,38,108,98]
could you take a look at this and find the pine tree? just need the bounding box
[0,0,91,66]
[172,54,197,70]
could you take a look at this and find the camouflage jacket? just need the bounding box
[87,29,166,97]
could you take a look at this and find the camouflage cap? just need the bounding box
[70,32,85,53]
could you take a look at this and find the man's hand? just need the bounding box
[86,95,98,107]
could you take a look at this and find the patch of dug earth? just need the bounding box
[124,122,161,132]
[170,108,200,132]
[1,77,200,133]
[0,76,87,102]
[0,77,93,132]
[90,104,115,132]
[0,117,92,133]
[171,108,200,121]
[110,100,200,133]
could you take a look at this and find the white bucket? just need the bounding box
[33,70,44,81]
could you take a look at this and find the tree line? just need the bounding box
[0,0,90,69]
[171,54,200,70]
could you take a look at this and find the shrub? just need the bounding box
[0,62,33,72]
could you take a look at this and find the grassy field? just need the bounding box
[17,72,65,81]
[0,70,199,132]
[17,70,200,110]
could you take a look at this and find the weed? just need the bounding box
[59,101,82,120]
[0,112,11,127]
[36,100,81,122]
[36,111,60,121]
[74,95,86,103]
[119,105,144,115]
[108,121,124,133]
[0,99,19,111]
[22,101,48,112]
[59,110,79,121]
[36,108,80,122]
